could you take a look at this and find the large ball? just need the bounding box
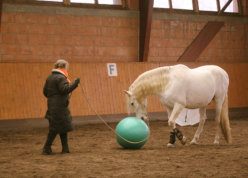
[115,117,150,149]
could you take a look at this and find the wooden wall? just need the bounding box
[0,62,247,120]
[0,3,247,120]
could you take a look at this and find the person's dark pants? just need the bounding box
[43,131,69,154]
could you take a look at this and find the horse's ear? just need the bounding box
[123,90,132,97]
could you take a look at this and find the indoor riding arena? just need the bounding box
[0,0,248,177]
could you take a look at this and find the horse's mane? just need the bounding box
[129,66,170,103]
[127,64,189,104]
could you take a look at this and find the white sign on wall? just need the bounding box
[107,63,118,77]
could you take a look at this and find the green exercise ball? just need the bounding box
[115,117,150,149]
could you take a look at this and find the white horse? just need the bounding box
[124,64,232,147]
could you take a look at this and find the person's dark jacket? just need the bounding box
[43,70,79,133]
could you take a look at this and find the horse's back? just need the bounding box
[192,65,229,87]
[190,65,229,99]
[193,65,228,77]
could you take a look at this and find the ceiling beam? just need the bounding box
[178,21,224,62]
[139,0,154,62]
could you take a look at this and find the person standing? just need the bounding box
[43,59,80,155]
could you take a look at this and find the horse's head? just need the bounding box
[124,90,148,121]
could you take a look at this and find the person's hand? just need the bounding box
[75,78,80,84]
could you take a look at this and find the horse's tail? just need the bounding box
[220,94,232,144]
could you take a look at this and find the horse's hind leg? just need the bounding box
[190,107,207,145]
[214,101,223,145]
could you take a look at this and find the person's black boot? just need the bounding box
[42,146,54,155]
[60,133,70,154]
[42,131,57,155]
[62,145,70,154]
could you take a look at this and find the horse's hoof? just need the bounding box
[214,141,220,145]
[167,143,175,148]
[180,136,187,145]
[190,141,198,145]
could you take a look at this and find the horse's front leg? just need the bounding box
[190,107,207,145]
[167,103,186,148]
[166,107,176,147]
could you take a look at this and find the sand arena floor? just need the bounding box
[0,119,248,177]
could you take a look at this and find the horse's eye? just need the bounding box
[131,102,134,106]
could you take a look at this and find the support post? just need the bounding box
[139,0,154,62]
[0,0,3,32]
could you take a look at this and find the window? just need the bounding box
[172,0,193,10]
[70,0,94,3]
[36,0,122,5]
[198,0,217,11]
[37,0,63,2]
[154,0,169,8]
[154,0,240,14]
[220,0,239,13]
[98,0,122,5]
